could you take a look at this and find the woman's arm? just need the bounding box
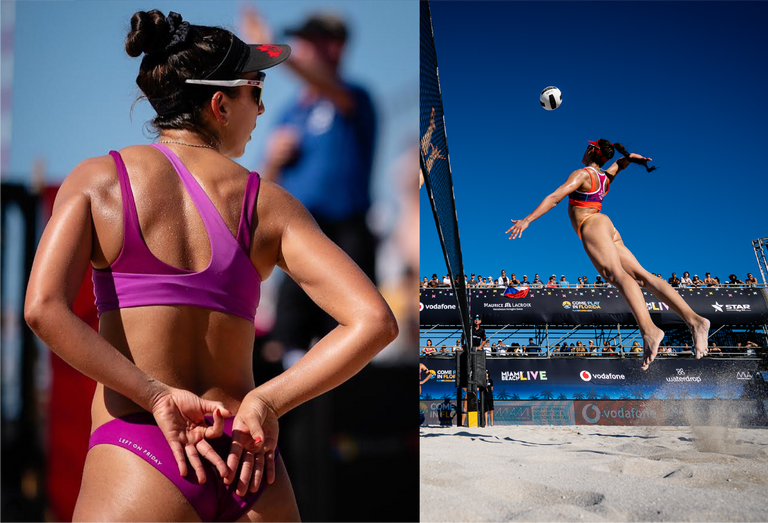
[604,152,653,184]
[252,190,398,415]
[25,158,232,483]
[25,158,166,410]
[506,168,590,239]
[228,185,398,493]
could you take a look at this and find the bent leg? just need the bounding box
[74,445,201,522]
[580,214,664,369]
[612,231,710,358]
[238,455,299,522]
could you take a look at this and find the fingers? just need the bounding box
[185,443,207,484]
[200,400,230,418]
[196,439,230,480]
[507,220,523,240]
[250,452,265,493]
[205,408,227,439]
[237,451,255,497]
[169,440,188,477]
[225,437,245,485]
[264,449,276,486]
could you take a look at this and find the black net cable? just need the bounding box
[420,0,471,346]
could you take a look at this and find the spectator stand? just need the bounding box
[419,285,768,359]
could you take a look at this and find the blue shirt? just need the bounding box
[275,83,376,221]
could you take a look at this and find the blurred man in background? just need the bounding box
[242,8,377,364]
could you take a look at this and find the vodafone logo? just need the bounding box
[582,404,601,423]
[579,370,625,381]
[420,302,424,311]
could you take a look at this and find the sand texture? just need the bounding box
[420,425,768,522]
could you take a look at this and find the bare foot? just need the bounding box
[689,316,710,359]
[641,327,665,370]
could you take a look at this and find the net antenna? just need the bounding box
[420,0,471,344]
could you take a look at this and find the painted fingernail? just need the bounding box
[254,437,262,445]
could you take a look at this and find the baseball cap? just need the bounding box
[285,13,348,41]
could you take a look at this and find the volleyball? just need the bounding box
[540,86,562,110]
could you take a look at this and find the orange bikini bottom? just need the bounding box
[577,213,598,240]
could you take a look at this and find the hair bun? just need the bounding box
[125,9,171,58]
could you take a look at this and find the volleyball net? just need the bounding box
[422,1,489,425]
[420,0,471,345]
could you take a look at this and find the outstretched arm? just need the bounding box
[604,152,652,184]
[239,6,356,115]
[506,168,590,239]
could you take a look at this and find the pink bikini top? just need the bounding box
[92,144,261,322]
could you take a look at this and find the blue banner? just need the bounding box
[420,287,768,326]
[419,357,764,401]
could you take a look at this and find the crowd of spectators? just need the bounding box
[421,271,761,289]
[420,339,761,357]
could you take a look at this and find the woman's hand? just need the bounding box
[627,153,653,170]
[226,390,279,497]
[506,219,529,239]
[149,387,232,484]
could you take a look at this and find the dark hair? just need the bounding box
[596,139,658,172]
[126,10,239,146]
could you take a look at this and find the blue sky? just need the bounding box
[1,0,417,418]
[7,0,417,189]
[420,1,768,285]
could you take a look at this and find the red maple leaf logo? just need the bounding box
[256,44,282,58]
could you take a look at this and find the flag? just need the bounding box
[503,286,529,299]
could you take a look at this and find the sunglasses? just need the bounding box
[586,143,609,163]
[186,72,266,106]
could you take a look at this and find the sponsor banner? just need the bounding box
[420,358,457,396]
[420,399,458,426]
[493,400,575,425]
[420,287,768,326]
[421,398,768,427]
[420,357,763,402]
[419,289,462,325]
[574,400,665,426]
[662,400,768,427]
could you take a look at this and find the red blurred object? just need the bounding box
[44,186,97,522]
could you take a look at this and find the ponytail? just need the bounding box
[612,142,658,173]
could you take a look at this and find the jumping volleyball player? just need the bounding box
[506,140,710,369]
[24,10,397,521]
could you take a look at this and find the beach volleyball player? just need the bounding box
[24,10,397,521]
[506,140,709,369]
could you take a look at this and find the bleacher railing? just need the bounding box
[421,282,768,290]
[420,345,764,358]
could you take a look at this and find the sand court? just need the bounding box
[420,425,768,522]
